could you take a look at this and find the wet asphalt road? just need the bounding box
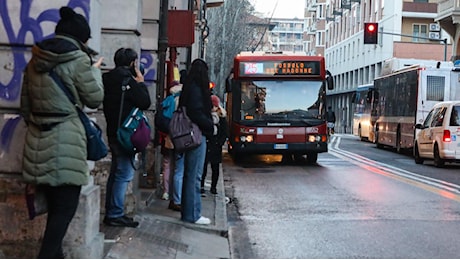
[225,134,460,258]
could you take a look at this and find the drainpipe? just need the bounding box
[186,0,194,69]
[152,0,169,200]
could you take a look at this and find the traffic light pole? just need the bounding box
[380,30,448,61]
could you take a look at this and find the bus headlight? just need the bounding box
[240,135,254,143]
[308,135,321,142]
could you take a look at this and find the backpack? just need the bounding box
[154,94,178,133]
[169,106,202,152]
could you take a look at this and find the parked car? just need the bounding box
[414,101,460,167]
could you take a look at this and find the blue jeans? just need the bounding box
[172,152,184,205]
[181,135,207,223]
[105,143,135,218]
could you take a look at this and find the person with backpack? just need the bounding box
[102,48,151,228]
[156,82,182,209]
[178,59,214,225]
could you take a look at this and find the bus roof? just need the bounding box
[237,51,308,56]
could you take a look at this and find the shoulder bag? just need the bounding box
[49,70,108,161]
[117,84,151,154]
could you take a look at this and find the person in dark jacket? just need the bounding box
[20,7,104,258]
[201,95,229,195]
[179,59,214,225]
[102,47,151,227]
[326,106,336,134]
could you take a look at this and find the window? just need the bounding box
[450,106,460,126]
[426,76,445,101]
[431,107,446,127]
[413,24,428,42]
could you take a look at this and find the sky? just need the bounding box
[251,0,304,19]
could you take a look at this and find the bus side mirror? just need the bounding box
[326,70,334,90]
[226,72,234,93]
[351,93,356,103]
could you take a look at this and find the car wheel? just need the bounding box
[414,143,424,164]
[358,126,364,141]
[375,131,383,149]
[293,154,306,163]
[433,144,445,168]
[306,153,318,164]
[396,129,402,153]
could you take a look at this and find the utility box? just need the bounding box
[167,10,194,47]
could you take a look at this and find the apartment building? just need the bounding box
[305,0,453,133]
[264,17,306,52]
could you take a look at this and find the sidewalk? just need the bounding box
[101,165,230,259]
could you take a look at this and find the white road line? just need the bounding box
[328,135,460,196]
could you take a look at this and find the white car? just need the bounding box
[414,101,460,167]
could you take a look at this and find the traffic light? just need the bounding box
[364,22,378,44]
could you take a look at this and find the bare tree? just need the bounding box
[205,0,257,98]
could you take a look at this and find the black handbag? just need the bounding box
[49,70,108,161]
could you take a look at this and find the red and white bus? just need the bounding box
[225,52,334,163]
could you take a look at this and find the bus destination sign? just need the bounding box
[239,60,321,77]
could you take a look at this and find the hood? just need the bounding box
[31,36,87,73]
[170,84,183,95]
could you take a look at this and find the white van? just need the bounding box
[414,101,460,167]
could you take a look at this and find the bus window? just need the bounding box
[239,80,323,121]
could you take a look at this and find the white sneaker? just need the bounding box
[161,192,169,200]
[195,216,211,225]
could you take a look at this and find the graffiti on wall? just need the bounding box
[0,0,90,107]
[140,50,156,83]
[0,0,90,153]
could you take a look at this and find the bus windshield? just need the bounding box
[238,80,324,122]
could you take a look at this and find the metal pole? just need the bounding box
[153,0,169,200]
[186,0,194,69]
[444,38,448,61]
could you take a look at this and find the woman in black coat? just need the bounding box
[179,59,214,225]
[201,95,229,195]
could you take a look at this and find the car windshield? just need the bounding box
[239,80,324,122]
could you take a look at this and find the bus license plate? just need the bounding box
[274,144,288,149]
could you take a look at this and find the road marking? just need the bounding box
[328,135,460,202]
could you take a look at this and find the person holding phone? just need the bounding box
[20,6,104,258]
[102,48,151,227]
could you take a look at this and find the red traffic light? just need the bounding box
[367,23,376,32]
[364,22,378,44]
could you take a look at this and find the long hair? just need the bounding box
[181,59,212,109]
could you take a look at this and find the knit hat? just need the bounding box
[211,95,220,107]
[55,6,91,43]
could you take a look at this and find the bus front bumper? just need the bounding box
[230,142,328,155]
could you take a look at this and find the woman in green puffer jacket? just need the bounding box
[20,7,104,259]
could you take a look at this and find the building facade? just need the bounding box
[305,0,453,133]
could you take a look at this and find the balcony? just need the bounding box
[435,0,460,38]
